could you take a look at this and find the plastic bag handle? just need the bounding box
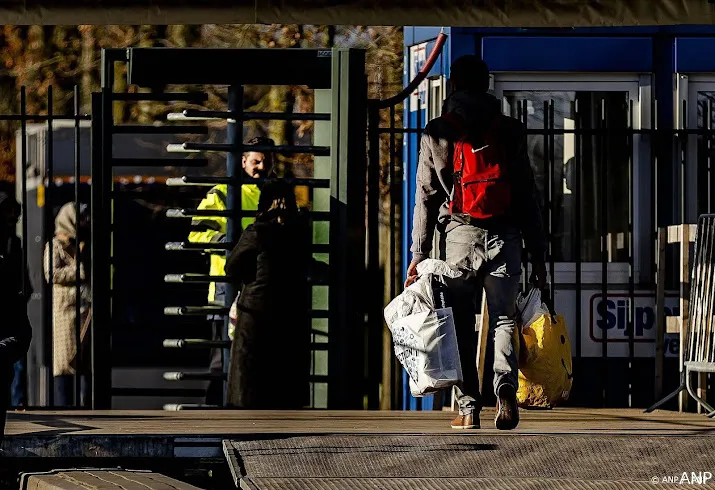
[523,283,558,323]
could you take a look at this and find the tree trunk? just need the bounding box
[79,25,96,114]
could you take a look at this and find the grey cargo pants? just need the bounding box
[444,224,522,416]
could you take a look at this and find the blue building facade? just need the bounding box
[401,26,715,410]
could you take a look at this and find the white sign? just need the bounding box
[553,289,680,358]
[409,42,428,112]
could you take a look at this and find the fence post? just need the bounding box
[679,224,690,412]
[655,227,666,401]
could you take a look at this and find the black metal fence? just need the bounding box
[8,47,373,411]
[7,77,715,411]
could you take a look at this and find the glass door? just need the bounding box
[493,75,643,285]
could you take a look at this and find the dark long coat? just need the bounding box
[225,214,315,409]
[0,209,31,438]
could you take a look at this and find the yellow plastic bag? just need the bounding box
[517,313,573,408]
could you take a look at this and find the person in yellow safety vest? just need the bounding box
[188,136,275,406]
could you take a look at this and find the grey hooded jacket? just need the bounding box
[410,90,547,263]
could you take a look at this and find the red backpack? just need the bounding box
[443,112,511,219]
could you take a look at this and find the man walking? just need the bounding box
[189,136,275,406]
[406,56,547,430]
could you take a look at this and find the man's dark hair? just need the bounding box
[449,55,490,93]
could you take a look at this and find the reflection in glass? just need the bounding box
[503,91,631,263]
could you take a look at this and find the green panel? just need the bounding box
[312,318,329,334]
[312,285,329,311]
[313,350,328,376]
[313,187,330,212]
[313,221,330,244]
[312,253,329,264]
[313,382,328,409]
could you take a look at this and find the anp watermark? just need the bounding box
[651,472,713,485]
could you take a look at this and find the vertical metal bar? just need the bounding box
[652,98,659,287]
[519,99,529,291]
[574,99,582,361]
[74,85,82,408]
[653,97,665,401]
[627,99,635,408]
[680,101,691,413]
[20,87,28,318]
[548,100,555,307]
[389,104,399,411]
[414,102,422,411]
[707,217,715,364]
[695,221,712,365]
[44,86,55,406]
[542,101,550,298]
[19,87,32,405]
[389,105,397,304]
[93,50,115,410]
[600,97,608,407]
[367,103,380,410]
[224,84,243,408]
[708,100,713,214]
[687,223,702,365]
[681,100,688,226]
[90,93,101,410]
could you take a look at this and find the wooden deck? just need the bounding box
[5,407,715,439]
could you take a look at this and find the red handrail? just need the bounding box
[376,31,448,109]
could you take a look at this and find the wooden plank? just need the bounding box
[667,224,698,244]
[23,470,201,490]
[477,294,489,395]
[655,228,667,400]
[666,316,681,334]
[679,224,691,412]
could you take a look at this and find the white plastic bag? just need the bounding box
[384,259,462,330]
[384,259,463,397]
[390,307,462,397]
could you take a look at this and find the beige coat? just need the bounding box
[44,203,91,377]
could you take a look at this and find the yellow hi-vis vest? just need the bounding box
[188,183,260,304]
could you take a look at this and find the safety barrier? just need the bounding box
[683,215,715,416]
[648,216,715,416]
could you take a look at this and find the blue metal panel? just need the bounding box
[448,32,478,74]
[675,38,715,72]
[402,42,437,410]
[406,25,715,39]
[407,26,451,46]
[483,37,652,72]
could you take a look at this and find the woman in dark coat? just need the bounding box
[225,180,315,409]
[0,193,31,440]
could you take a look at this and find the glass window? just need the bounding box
[503,90,632,263]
